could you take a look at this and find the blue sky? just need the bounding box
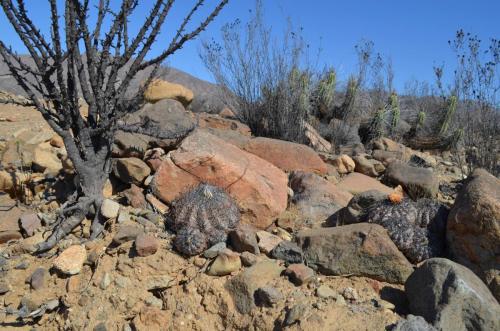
[1,0,499,92]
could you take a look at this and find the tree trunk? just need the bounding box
[36,157,110,253]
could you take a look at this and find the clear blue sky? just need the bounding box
[1,0,499,92]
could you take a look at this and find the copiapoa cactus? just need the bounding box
[389,92,400,134]
[439,95,457,136]
[169,183,240,256]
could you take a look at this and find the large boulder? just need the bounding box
[290,171,353,224]
[198,113,251,137]
[365,199,449,263]
[336,172,393,195]
[112,131,151,158]
[166,130,288,229]
[123,98,195,148]
[296,223,413,284]
[243,137,328,174]
[150,157,200,203]
[447,169,500,300]
[384,161,438,199]
[144,79,194,106]
[405,258,500,331]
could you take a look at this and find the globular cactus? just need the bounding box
[389,92,400,133]
[169,183,240,256]
[439,95,457,136]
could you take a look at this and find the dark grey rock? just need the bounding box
[228,224,260,254]
[270,241,303,264]
[405,258,500,331]
[203,242,227,259]
[337,190,387,225]
[254,286,283,307]
[284,303,309,327]
[366,199,448,263]
[384,161,438,199]
[29,267,48,290]
[392,315,437,331]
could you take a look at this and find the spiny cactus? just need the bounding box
[417,111,426,129]
[389,93,400,133]
[314,69,336,117]
[439,95,457,136]
[169,183,240,256]
[339,75,358,118]
[369,108,386,140]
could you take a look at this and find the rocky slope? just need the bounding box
[0,79,498,331]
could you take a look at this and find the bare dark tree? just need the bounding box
[0,0,229,252]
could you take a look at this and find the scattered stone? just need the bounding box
[341,287,358,302]
[365,199,449,263]
[255,286,283,307]
[228,224,260,254]
[66,276,80,293]
[100,272,112,290]
[285,264,315,286]
[0,281,11,294]
[29,267,48,290]
[113,157,151,186]
[145,193,169,214]
[243,137,328,174]
[447,169,500,300]
[15,260,29,269]
[135,233,159,257]
[226,260,284,313]
[101,199,121,219]
[50,135,64,148]
[326,154,355,174]
[384,161,438,199]
[240,251,259,267]
[0,231,23,244]
[290,171,353,223]
[284,303,308,326]
[146,275,172,290]
[203,242,227,259]
[405,258,500,331]
[113,223,143,245]
[53,245,87,275]
[392,315,437,331]
[207,249,241,276]
[316,285,336,299]
[296,223,413,284]
[353,154,385,177]
[256,231,283,254]
[132,306,170,331]
[121,184,147,209]
[272,227,293,241]
[19,212,42,237]
[270,241,303,264]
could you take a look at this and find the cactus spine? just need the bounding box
[439,95,457,136]
[389,92,400,133]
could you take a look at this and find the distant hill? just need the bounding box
[0,55,225,113]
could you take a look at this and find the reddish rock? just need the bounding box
[112,157,151,186]
[285,263,315,286]
[198,113,251,136]
[243,137,328,174]
[19,212,42,237]
[170,130,288,228]
[229,224,260,254]
[135,233,159,257]
[121,184,147,209]
[132,306,170,331]
[150,157,200,203]
[0,231,22,244]
[336,172,393,195]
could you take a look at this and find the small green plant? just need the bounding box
[417,111,426,129]
[389,92,400,134]
[439,95,457,136]
[338,76,358,118]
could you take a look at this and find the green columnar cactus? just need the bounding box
[439,95,457,136]
[315,69,336,116]
[341,76,358,117]
[389,93,400,133]
[370,108,386,139]
[417,111,426,129]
